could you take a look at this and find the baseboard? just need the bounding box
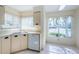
[11,48,40,54]
[11,49,27,54]
[27,48,40,52]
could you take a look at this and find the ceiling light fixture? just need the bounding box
[59,5,66,11]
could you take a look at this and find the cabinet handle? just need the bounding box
[23,34,26,36]
[14,35,18,37]
[5,37,8,39]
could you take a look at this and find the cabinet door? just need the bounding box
[20,34,27,50]
[2,36,10,54]
[11,34,21,53]
[0,39,1,54]
[34,11,41,25]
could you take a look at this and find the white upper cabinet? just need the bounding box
[33,11,41,25]
[33,6,42,26]
[0,6,5,25]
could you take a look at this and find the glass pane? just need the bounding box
[3,13,14,28]
[2,13,20,29]
[58,16,72,38]
[5,14,13,25]
[58,17,66,38]
[22,16,33,29]
[48,18,58,37]
[65,16,72,37]
[4,13,20,29]
[12,16,20,28]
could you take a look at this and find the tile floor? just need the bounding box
[16,43,79,54]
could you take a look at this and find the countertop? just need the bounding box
[0,29,40,37]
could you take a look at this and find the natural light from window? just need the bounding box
[48,16,72,38]
[21,16,34,30]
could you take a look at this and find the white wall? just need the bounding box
[46,10,77,46]
[20,11,33,17]
[73,9,79,48]
[5,6,20,16]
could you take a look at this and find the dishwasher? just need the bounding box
[28,34,40,52]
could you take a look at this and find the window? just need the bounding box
[48,16,72,38]
[21,16,34,29]
[13,15,20,28]
[3,13,20,28]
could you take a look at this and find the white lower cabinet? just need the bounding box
[2,36,10,54]
[11,33,27,53]
[20,34,27,50]
[0,38,1,54]
[0,32,40,54]
[11,34,21,53]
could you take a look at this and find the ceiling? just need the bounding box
[6,5,79,12]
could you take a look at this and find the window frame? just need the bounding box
[47,16,72,38]
[2,13,20,29]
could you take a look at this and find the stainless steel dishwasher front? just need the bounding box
[28,34,40,51]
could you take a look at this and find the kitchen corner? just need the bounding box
[0,5,46,54]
